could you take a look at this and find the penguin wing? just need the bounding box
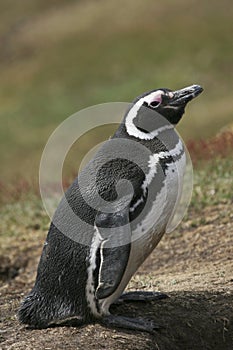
[94,207,131,299]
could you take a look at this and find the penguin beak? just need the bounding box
[169,85,203,107]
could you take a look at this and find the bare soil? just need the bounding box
[0,204,232,350]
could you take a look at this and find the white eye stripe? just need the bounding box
[125,91,166,139]
[142,90,164,105]
[125,91,174,140]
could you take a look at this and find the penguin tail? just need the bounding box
[18,290,86,328]
[18,291,50,328]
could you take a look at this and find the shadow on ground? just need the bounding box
[0,283,232,350]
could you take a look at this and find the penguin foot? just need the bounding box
[100,315,160,334]
[114,291,168,304]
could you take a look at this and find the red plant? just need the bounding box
[1,131,232,204]
[187,131,233,165]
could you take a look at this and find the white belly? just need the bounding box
[99,152,186,314]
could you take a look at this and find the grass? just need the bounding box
[0,196,47,238]
[0,1,232,252]
[1,127,232,208]
[0,0,233,182]
[191,157,233,210]
[1,147,232,221]
[0,148,232,288]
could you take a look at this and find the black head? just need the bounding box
[139,85,203,125]
[124,84,203,139]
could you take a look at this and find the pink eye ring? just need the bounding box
[149,95,163,108]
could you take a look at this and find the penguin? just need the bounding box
[18,84,203,333]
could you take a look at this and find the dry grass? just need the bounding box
[187,130,233,165]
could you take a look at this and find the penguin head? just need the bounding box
[124,85,203,139]
[135,84,203,125]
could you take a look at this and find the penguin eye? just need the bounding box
[144,90,164,109]
[150,100,161,108]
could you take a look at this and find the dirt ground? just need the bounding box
[0,204,232,350]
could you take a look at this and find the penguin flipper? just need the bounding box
[94,208,131,300]
[114,291,168,304]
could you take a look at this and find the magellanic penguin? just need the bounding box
[18,85,203,333]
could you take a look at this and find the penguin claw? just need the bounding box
[101,315,161,334]
[114,291,169,304]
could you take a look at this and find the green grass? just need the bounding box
[0,0,232,182]
[1,155,232,218]
[0,152,232,262]
[0,196,48,238]
[191,157,233,210]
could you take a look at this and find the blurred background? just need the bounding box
[0,0,232,184]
